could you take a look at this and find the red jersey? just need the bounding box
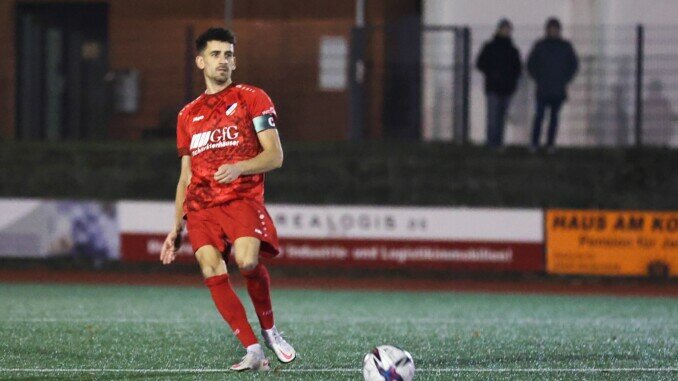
[177,83,277,212]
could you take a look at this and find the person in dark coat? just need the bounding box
[527,17,579,152]
[476,19,522,149]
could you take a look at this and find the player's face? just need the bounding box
[196,40,236,84]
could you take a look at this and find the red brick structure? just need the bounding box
[0,0,417,141]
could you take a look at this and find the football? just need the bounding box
[362,345,415,381]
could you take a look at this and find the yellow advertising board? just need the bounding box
[546,210,678,276]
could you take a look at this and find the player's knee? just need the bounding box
[194,250,208,264]
[237,256,259,272]
[200,265,217,278]
[195,248,224,277]
[197,259,225,278]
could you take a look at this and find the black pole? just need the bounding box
[634,24,644,148]
[184,25,195,104]
[224,0,234,28]
[461,26,471,145]
[349,27,366,140]
[348,0,367,140]
[452,27,465,144]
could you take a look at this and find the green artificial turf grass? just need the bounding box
[0,283,676,380]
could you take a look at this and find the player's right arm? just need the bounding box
[161,106,193,264]
[160,155,192,265]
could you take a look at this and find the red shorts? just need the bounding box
[185,198,279,258]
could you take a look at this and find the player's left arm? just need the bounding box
[214,128,283,184]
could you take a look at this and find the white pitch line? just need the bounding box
[0,368,676,373]
[2,317,674,326]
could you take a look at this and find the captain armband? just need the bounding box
[252,114,277,133]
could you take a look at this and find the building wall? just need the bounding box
[0,1,16,139]
[227,19,353,141]
[109,0,355,141]
[235,1,353,19]
[0,0,358,141]
[107,12,201,139]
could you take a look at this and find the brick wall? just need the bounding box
[0,0,416,141]
[109,17,353,141]
[0,1,15,139]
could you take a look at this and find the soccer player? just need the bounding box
[159,27,296,372]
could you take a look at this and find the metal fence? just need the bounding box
[351,23,678,147]
[643,26,678,146]
[462,24,677,147]
[420,26,470,142]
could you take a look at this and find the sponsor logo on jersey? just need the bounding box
[226,103,238,116]
[236,84,256,92]
[192,115,205,122]
[190,125,240,156]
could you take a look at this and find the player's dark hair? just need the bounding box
[195,28,236,53]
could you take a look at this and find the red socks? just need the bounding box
[204,273,258,348]
[241,263,275,330]
[203,264,274,349]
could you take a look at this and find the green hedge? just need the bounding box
[1,141,676,209]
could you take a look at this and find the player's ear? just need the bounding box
[231,56,236,71]
[195,55,205,70]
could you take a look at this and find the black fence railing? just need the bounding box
[348,23,678,147]
[451,24,677,147]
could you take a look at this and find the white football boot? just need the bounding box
[262,326,297,363]
[230,344,270,372]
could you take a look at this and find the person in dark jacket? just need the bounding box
[527,17,579,152]
[476,19,522,149]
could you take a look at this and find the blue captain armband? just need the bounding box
[252,114,277,133]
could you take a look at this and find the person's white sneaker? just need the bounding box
[262,326,297,363]
[230,345,270,372]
